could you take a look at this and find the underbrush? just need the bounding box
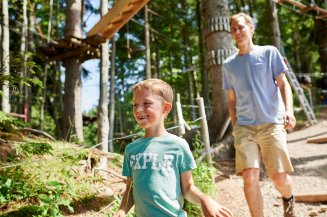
[0,138,100,217]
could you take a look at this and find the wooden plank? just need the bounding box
[307,136,327,144]
[87,0,150,39]
[295,194,327,203]
[88,0,133,36]
[279,0,307,10]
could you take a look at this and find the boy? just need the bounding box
[114,79,232,217]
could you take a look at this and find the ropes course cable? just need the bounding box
[0,114,207,171]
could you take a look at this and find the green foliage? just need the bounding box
[0,55,43,97]
[184,160,217,216]
[0,170,36,204]
[0,111,26,132]
[36,181,75,217]
[15,142,53,157]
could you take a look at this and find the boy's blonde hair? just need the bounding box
[230,12,254,28]
[133,79,174,104]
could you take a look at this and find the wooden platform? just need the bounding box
[37,35,105,62]
[88,0,150,39]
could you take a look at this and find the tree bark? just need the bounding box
[144,5,151,79]
[314,17,327,73]
[197,0,210,108]
[20,0,28,121]
[62,0,83,142]
[98,0,110,152]
[202,0,234,143]
[1,0,10,113]
[109,38,116,152]
[40,0,53,130]
[267,0,282,52]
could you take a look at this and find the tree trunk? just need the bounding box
[314,17,327,73]
[197,0,210,108]
[144,5,151,79]
[40,0,53,130]
[20,0,28,121]
[98,0,110,152]
[62,0,83,142]
[202,0,234,143]
[1,0,10,113]
[267,0,282,52]
[109,38,116,152]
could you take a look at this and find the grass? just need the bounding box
[0,138,105,217]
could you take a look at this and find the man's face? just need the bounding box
[230,16,254,46]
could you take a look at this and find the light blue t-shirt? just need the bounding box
[122,133,196,217]
[222,45,288,125]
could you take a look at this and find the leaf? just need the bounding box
[38,194,52,203]
[47,181,63,187]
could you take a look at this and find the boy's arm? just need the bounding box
[113,177,134,217]
[181,171,232,217]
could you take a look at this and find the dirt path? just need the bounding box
[215,120,327,217]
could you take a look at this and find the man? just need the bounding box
[222,13,296,217]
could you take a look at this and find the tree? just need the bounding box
[109,38,116,152]
[313,0,327,73]
[1,0,10,113]
[201,0,234,143]
[97,0,109,152]
[62,0,83,142]
[267,0,282,52]
[144,5,151,79]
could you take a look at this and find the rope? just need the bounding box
[0,132,143,170]
[0,113,208,170]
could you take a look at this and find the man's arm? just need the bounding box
[275,72,296,129]
[227,89,237,126]
[181,171,232,217]
[113,177,134,217]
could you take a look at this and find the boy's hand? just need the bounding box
[113,210,126,217]
[200,195,232,217]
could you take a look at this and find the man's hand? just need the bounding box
[284,111,296,129]
[200,195,233,217]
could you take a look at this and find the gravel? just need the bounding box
[215,120,327,217]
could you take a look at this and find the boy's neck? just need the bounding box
[144,125,168,138]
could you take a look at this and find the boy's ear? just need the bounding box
[164,102,172,115]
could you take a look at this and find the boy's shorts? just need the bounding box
[232,123,294,175]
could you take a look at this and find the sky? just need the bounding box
[81,2,101,112]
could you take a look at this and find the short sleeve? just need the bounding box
[271,47,288,78]
[178,140,197,173]
[122,152,132,177]
[222,64,233,90]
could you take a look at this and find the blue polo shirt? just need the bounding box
[222,45,288,125]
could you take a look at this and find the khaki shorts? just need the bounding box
[232,123,293,175]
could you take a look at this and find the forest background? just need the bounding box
[1,0,327,152]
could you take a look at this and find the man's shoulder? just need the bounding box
[255,45,278,53]
[223,52,238,65]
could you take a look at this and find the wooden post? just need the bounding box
[197,97,211,163]
[176,94,185,136]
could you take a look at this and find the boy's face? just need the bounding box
[230,16,254,46]
[133,89,171,130]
